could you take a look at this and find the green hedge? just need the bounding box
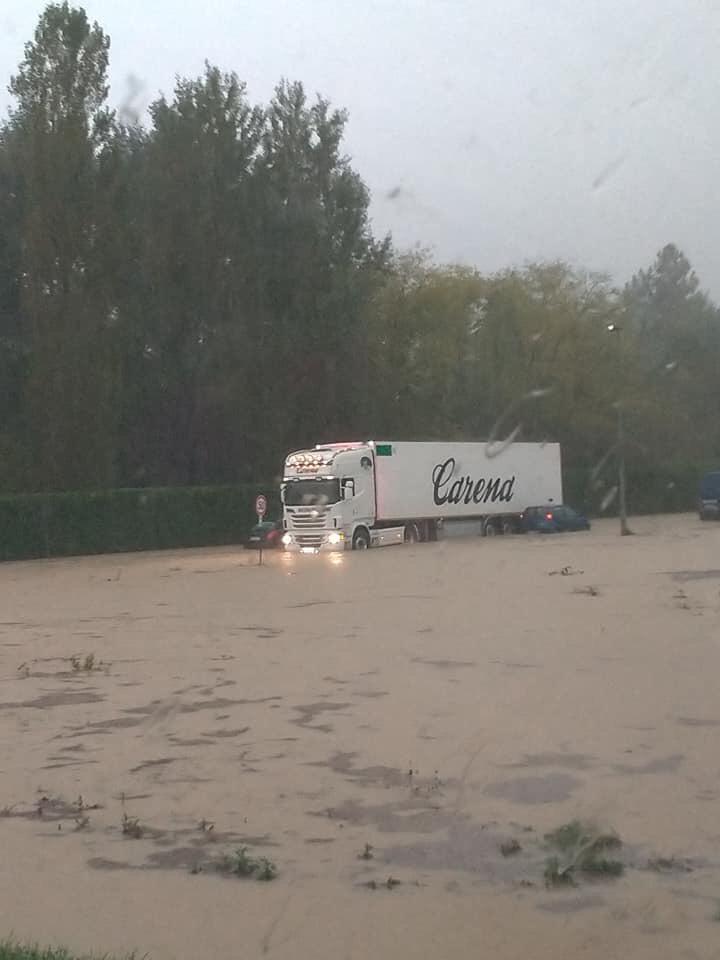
[0,485,278,562]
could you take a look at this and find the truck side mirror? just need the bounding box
[342,479,355,499]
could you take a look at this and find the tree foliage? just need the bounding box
[1,4,719,502]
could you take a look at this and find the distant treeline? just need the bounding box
[1,3,719,513]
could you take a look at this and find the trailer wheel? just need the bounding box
[501,518,515,535]
[352,528,371,550]
[483,518,499,537]
[404,523,420,544]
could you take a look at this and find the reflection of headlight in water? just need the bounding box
[328,553,344,567]
[327,531,342,545]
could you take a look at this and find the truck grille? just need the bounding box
[286,508,329,549]
[288,509,328,530]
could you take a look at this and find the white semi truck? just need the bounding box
[281,440,562,552]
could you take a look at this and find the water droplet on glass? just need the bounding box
[600,486,618,512]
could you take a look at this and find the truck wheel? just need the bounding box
[352,528,371,550]
[404,523,420,543]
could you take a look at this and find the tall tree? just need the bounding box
[8,2,119,489]
[0,126,26,489]
[625,244,713,356]
[624,244,720,462]
[251,81,383,465]
[366,254,484,438]
[124,64,264,484]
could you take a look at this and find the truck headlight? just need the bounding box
[281,532,293,546]
[327,531,342,545]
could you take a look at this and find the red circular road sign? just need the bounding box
[255,494,268,519]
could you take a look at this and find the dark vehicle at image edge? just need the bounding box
[698,471,720,520]
[520,505,591,534]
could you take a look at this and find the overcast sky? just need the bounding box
[2,0,719,294]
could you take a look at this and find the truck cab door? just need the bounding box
[341,462,374,522]
[351,457,375,521]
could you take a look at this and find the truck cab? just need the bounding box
[281,443,375,551]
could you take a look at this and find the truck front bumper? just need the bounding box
[281,531,347,553]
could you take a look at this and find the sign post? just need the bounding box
[255,494,268,566]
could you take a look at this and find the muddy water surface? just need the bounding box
[1,515,720,958]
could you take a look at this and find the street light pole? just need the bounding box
[607,321,633,536]
[616,402,632,536]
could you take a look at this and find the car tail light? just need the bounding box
[546,512,553,520]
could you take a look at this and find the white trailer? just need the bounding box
[281,440,562,552]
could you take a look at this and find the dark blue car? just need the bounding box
[699,472,720,521]
[520,505,591,534]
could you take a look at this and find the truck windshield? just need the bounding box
[284,479,340,506]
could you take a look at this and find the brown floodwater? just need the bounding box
[1,514,719,959]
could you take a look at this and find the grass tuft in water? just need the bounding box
[544,821,624,887]
[0,941,139,960]
[220,847,278,881]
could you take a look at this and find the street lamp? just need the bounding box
[607,324,632,536]
[612,401,632,536]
